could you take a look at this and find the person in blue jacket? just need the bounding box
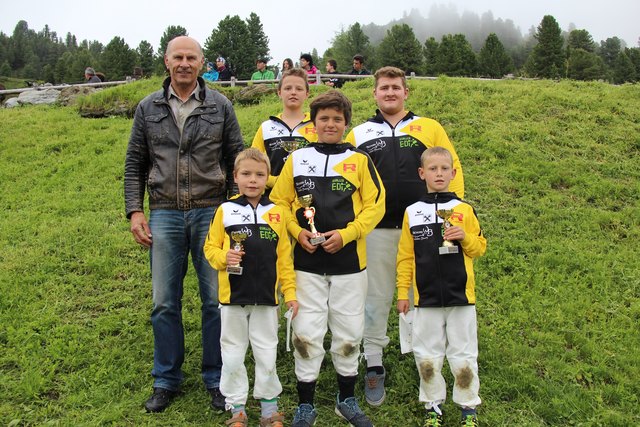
[203,62,219,82]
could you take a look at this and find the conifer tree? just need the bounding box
[525,15,564,78]
[376,24,423,74]
[478,33,513,78]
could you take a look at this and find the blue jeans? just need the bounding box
[149,207,221,391]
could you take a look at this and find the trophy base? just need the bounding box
[310,234,326,246]
[439,245,459,255]
[227,265,243,275]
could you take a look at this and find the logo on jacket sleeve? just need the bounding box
[343,163,356,172]
[451,212,464,222]
[268,212,281,223]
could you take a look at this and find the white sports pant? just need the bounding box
[363,229,401,361]
[219,305,282,407]
[412,305,481,409]
[292,270,368,382]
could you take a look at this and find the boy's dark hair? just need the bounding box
[327,59,337,70]
[278,68,309,91]
[300,53,314,65]
[257,58,268,64]
[374,66,407,88]
[352,54,365,63]
[310,90,352,126]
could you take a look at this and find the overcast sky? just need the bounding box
[1,0,638,65]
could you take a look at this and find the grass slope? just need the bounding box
[1,78,639,426]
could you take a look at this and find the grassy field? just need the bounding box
[1,77,639,426]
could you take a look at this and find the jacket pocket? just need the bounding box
[198,114,224,142]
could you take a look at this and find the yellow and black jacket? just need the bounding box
[251,113,317,189]
[270,143,385,275]
[345,111,464,229]
[203,195,296,305]
[396,192,486,307]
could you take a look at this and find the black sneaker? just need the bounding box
[207,387,226,411]
[144,387,177,413]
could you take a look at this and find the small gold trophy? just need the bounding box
[298,194,326,245]
[436,209,459,255]
[227,231,248,275]
[282,140,299,154]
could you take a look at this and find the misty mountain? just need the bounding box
[361,6,527,51]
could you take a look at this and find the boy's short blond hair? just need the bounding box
[234,147,271,175]
[421,146,453,167]
[278,68,309,91]
[374,66,407,89]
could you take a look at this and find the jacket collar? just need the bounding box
[162,76,208,102]
[228,194,271,207]
[421,192,460,204]
[312,142,352,154]
[369,109,416,126]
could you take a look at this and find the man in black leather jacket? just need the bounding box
[124,36,244,413]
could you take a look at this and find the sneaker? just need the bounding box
[292,403,317,427]
[461,414,478,427]
[207,387,225,411]
[144,387,178,413]
[259,412,285,427]
[424,409,443,427]
[225,411,248,427]
[335,395,374,427]
[364,368,386,406]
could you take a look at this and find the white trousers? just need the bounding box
[293,270,368,382]
[363,228,401,359]
[412,305,481,409]
[219,305,282,407]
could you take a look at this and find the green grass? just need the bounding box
[1,78,639,426]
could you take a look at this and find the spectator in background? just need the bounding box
[216,57,233,81]
[202,62,219,82]
[299,53,319,85]
[84,67,101,83]
[251,58,275,81]
[277,58,294,80]
[325,59,344,88]
[349,54,370,76]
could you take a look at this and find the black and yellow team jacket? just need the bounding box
[270,143,386,275]
[396,192,486,307]
[345,111,464,229]
[251,113,318,189]
[203,195,296,306]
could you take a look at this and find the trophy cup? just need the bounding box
[282,140,299,154]
[227,231,248,275]
[436,209,459,255]
[297,194,326,245]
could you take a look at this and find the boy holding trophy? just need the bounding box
[270,90,385,427]
[204,148,298,427]
[396,147,486,427]
[251,68,317,193]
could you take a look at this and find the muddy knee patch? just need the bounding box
[293,335,311,359]
[456,366,473,389]
[340,342,358,357]
[419,361,435,381]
